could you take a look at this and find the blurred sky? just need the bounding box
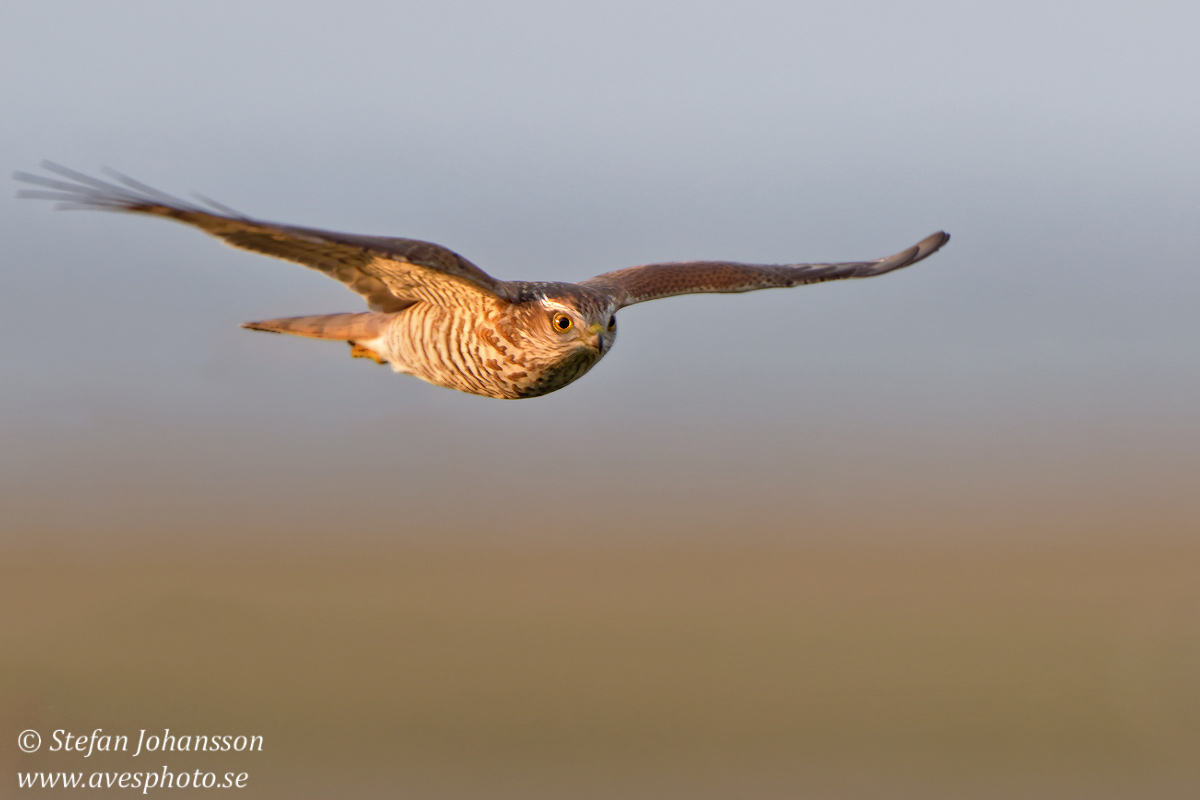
[1,0,1198,545]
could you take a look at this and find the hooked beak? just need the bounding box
[584,322,604,352]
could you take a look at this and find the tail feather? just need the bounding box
[241,311,392,342]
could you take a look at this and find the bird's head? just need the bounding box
[526,283,618,359]
[494,281,619,397]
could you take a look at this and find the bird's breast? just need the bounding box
[388,304,603,399]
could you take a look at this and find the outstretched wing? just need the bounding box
[580,231,949,309]
[14,162,509,312]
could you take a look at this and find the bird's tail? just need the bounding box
[242,311,391,340]
[242,312,393,363]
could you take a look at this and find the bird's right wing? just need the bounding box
[580,232,949,309]
[14,162,510,312]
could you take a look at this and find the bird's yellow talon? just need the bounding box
[349,343,386,364]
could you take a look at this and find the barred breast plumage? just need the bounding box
[367,284,612,399]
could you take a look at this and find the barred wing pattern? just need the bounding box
[581,231,949,308]
[13,162,507,312]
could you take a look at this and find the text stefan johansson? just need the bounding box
[49,729,263,758]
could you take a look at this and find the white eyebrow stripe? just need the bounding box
[538,297,577,315]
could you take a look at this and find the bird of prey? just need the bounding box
[15,163,949,399]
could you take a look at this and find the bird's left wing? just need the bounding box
[14,162,509,312]
[580,231,949,309]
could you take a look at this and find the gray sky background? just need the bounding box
[2,0,1197,544]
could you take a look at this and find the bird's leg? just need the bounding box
[349,342,386,364]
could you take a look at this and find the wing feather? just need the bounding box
[581,231,949,308]
[14,162,508,311]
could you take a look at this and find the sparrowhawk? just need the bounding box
[16,163,949,399]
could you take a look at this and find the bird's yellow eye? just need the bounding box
[552,312,573,332]
[607,316,616,331]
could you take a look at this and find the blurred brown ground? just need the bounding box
[4,403,1198,797]
[4,536,1198,799]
